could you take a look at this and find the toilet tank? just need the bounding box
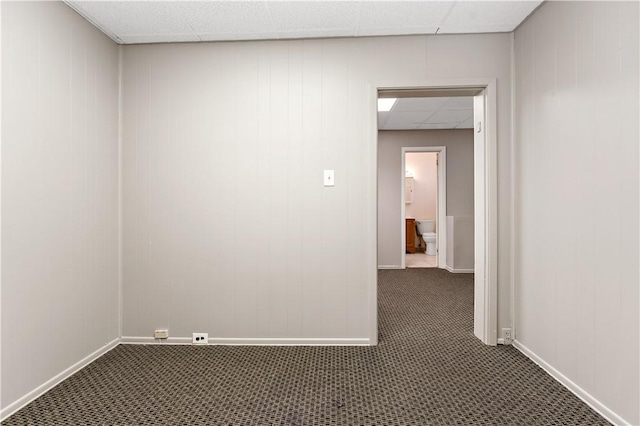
[416,220,435,234]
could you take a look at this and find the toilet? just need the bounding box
[416,220,437,255]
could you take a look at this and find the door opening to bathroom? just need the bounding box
[402,149,444,269]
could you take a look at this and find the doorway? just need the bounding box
[402,148,446,269]
[371,81,498,346]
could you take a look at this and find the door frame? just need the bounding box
[369,78,498,346]
[401,147,447,269]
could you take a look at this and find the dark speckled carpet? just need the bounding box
[3,268,608,425]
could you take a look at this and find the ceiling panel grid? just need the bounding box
[65,1,543,45]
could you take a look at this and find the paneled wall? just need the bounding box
[1,1,120,412]
[514,2,639,424]
[121,31,513,341]
[378,130,474,268]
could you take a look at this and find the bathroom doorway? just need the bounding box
[402,148,446,269]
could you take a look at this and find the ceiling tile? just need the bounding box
[417,123,458,130]
[275,28,357,40]
[358,1,453,33]
[381,123,420,130]
[71,1,195,37]
[427,109,472,124]
[357,26,439,37]
[378,96,475,130]
[440,1,541,33]
[266,1,361,33]
[457,117,474,129]
[123,33,200,44]
[385,111,436,127]
[393,97,449,112]
[438,24,515,34]
[183,2,273,36]
[441,97,473,111]
[197,32,279,42]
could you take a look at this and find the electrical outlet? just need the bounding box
[192,333,208,345]
[154,329,169,339]
[502,328,513,344]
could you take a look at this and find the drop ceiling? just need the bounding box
[65,1,543,45]
[379,97,473,130]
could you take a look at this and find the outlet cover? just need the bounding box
[192,333,208,345]
[501,328,513,345]
[154,329,169,339]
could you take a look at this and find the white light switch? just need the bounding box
[324,170,335,187]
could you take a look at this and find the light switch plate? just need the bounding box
[324,170,335,187]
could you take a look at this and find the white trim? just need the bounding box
[497,338,505,345]
[443,265,474,274]
[371,78,498,347]
[0,0,4,412]
[473,82,499,346]
[368,85,379,346]
[513,340,628,426]
[377,265,403,270]
[121,336,371,346]
[0,338,120,422]
[121,336,194,345]
[400,146,447,270]
[486,81,499,345]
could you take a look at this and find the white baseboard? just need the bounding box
[513,340,628,426]
[444,265,474,273]
[121,336,371,346]
[121,336,192,345]
[0,337,120,422]
[377,265,402,269]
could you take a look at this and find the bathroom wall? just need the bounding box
[378,130,474,268]
[405,152,437,222]
[122,33,513,342]
[514,1,639,424]
[1,1,120,414]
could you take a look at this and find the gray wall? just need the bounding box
[514,1,639,424]
[446,216,474,271]
[378,130,474,268]
[1,1,120,411]
[121,34,513,341]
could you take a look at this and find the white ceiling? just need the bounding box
[65,1,543,45]
[378,97,473,130]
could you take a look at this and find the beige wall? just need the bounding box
[1,1,120,413]
[378,130,474,268]
[514,1,639,424]
[446,216,474,271]
[121,34,513,341]
[405,152,437,222]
